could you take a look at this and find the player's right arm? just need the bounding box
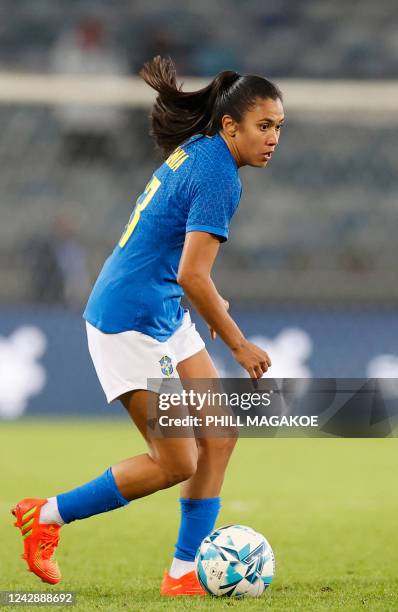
[177,231,271,379]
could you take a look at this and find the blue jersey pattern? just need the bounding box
[83,133,242,340]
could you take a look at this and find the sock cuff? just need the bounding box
[57,496,70,524]
[179,497,221,511]
[106,467,129,506]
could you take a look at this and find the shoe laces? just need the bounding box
[39,527,59,560]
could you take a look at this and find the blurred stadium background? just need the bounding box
[0,0,397,419]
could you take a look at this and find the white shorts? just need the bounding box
[86,310,206,403]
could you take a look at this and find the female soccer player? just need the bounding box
[12,56,284,595]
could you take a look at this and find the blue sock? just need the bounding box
[57,467,129,524]
[175,497,221,561]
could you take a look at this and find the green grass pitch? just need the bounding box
[0,420,397,611]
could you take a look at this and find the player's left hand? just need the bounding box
[209,298,229,340]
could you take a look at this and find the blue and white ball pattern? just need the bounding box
[195,524,275,597]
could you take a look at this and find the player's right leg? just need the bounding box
[12,390,198,585]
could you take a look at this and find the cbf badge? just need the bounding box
[159,355,174,377]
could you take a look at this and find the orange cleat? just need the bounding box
[160,569,206,596]
[11,498,61,585]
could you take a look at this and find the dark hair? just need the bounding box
[140,56,283,158]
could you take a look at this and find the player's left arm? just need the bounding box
[179,231,271,379]
[177,231,241,345]
[209,296,229,340]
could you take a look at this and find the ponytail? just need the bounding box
[140,56,282,159]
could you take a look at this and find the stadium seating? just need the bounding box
[0,0,397,303]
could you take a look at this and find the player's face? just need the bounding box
[224,97,285,168]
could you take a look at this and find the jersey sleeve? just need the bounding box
[186,157,242,242]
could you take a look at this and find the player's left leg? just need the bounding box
[12,389,199,586]
[161,349,237,594]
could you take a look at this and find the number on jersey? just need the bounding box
[119,176,161,247]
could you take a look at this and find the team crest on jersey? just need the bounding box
[159,355,173,377]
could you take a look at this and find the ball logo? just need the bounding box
[159,355,173,377]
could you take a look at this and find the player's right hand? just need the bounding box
[231,339,272,379]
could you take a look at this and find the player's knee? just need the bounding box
[198,436,237,458]
[161,456,198,486]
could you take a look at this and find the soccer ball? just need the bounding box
[195,524,275,597]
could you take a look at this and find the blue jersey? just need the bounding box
[83,133,242,340]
